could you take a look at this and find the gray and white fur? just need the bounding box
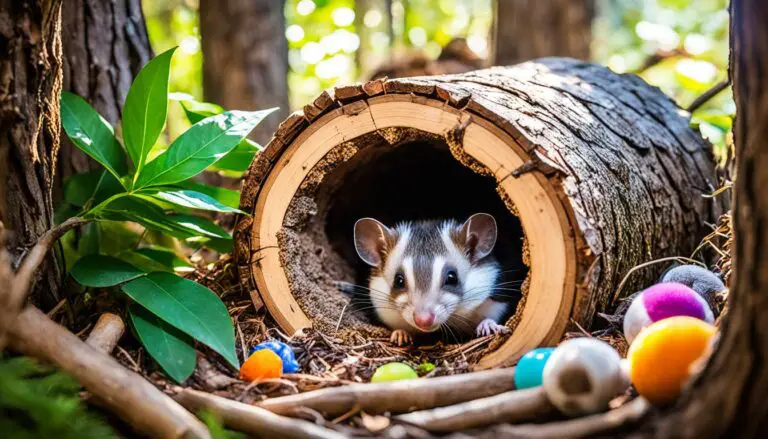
[353,213,509,346]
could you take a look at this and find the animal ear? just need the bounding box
[461,213,497,261]
[354,218,394,267]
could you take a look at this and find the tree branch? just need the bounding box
[257,368,516,417]
[687,79,731,113]
[85,312,125,354]
[8,306,211,439]
[11,216,90,311]
[395,387,553,432]
[175,389,346,439]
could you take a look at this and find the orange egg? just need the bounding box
[240,349,283,382]
[628,316,716,405]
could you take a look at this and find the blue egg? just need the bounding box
[249,341,300,373]
[514,347,556,389]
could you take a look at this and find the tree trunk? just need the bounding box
[492,0,594,66]
[58,0,152,188]
[0,0,64,306]
[616,0,768,436]
[199,0,288,146]
[356,0,393,78]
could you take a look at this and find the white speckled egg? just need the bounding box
[542,338,628,417]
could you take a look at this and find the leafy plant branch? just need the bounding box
[58,47,276,383]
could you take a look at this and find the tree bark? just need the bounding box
[199,0,288,146]
[617,0,768,436]
[0,0,65,306]
[492,0,594,66]
[58,0,152,188]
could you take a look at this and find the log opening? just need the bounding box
[279,129,529,340]
[236,58,726,369]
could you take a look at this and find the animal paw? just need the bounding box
[476,319,509,337]
[390,329,412,346]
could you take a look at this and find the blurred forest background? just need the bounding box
[142,0,732,159]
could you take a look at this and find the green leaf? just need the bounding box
[99,197,191,238]
[135,246,194,272]
[116,250,173,273]
[169,214,231,239]
[136,109,277,188]
[64,171,124,208]
[70,255,146,287]
[209,139,260,173]
[187,237,234,254]
[98,197,229,240]
[173,181,241,209]
[180,99,225,125]
[60,92,128,182]
[122,47,176,177]
[143,189,245,214]
[129,304,197,383]
[121,272,238,368]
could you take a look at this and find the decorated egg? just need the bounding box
[514,347,555,389]
[623,282,714,344]
[628,316,716,405]
[542,338,628,417]
[250,340,300,373]
[240,349,283,382]
[660,264,726,304]
[371,362,418,383]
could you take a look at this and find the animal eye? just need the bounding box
[445,270,459,286]
[394,273,406,289]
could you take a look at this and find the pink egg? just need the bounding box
[623,282,714,344]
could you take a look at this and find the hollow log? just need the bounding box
[235,58,726,368]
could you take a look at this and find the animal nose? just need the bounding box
[413,311,436,329]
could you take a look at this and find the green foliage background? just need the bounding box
[142,0,732,156]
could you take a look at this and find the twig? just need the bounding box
[8,306,210,439]
[11,217,90,309]
[687,79,731,113]
[610,256,706,306]
[395,387,553,432]
[258,367,516,417]
[487,397,650,438]
[85,313,125,354]
[175,389,346,439]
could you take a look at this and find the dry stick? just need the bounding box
[488,397,650,439]
[175,389,346,439]
[395,387,554,432]
[9,306,211,439]
[11,217,90,305]
[687,79,731,113]
[258,367,516,417]
[85,313,126,354]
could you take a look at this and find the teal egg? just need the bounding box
[514,347,555,389]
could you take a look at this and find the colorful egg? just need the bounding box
[371,362,418,383]
[623,282,714,344]
[628,316,716,405]
[660,265,725,304]
[542,338,628,417]
[250,340,300,373]
[240,349,283,382]
[514,347,555,389]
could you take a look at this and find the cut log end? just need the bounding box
[235,57,726,369]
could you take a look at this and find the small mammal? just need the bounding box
[353,213,510,345]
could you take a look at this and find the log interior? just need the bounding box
[278,128,528,342]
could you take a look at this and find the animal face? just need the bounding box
[354,213,498,333]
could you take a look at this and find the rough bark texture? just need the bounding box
[611,0,768,436]
[236,58,725,333]
[0,0,64,306]
[58,0,152,188]
[493,0,594,66]
[199,0,288,146]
